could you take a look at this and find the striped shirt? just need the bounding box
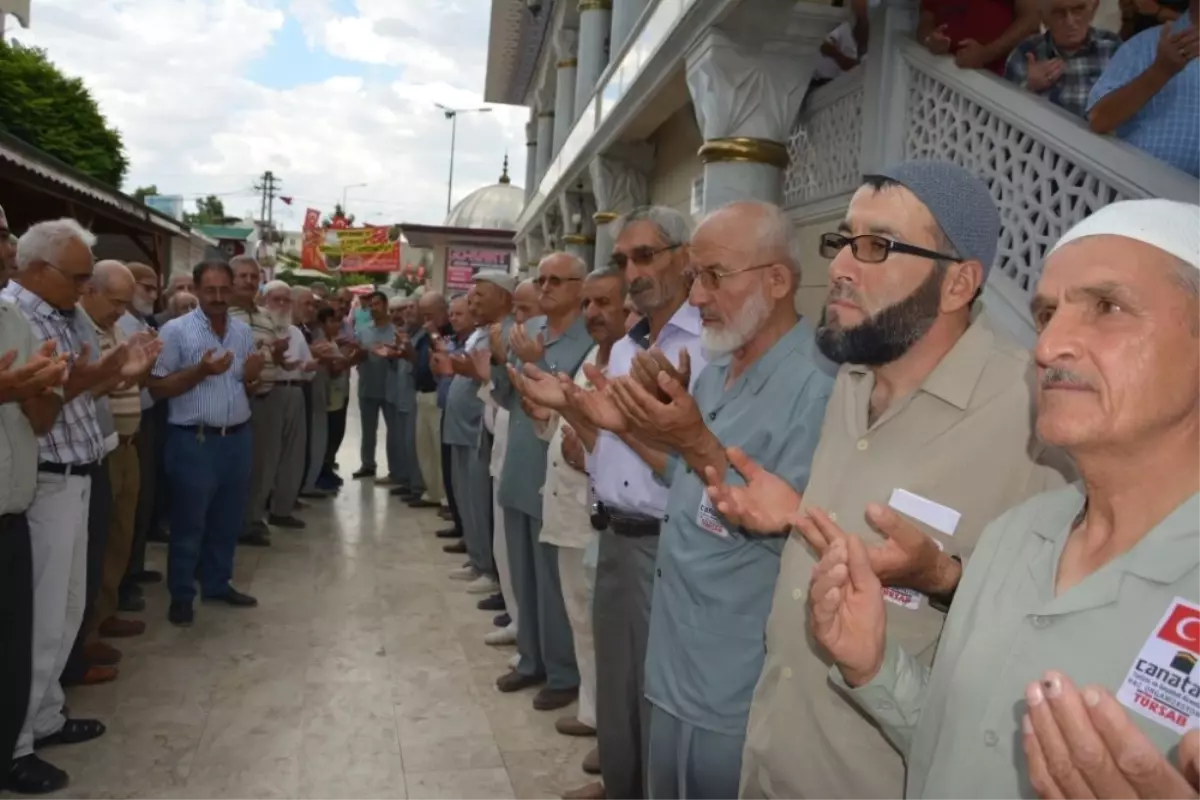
[93,321,141,436]
[116,312,155,410]
[152,308,255,428]
[0,282,105,465]
[229,304,285,393]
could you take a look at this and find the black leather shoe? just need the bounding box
[477,593,505,611]
[6,754,68,794]
[352,467,376,479]
[493,612,511,628]
[496,669,545,693]
[118,593,146,613]
[34,718,106,748]
[133,569,162,584]
[268,514,306,529]
[389,487,417,499]
[203,587,258,607]
[443,541,467,554]
[407,499,440,509]
[438,508,455,521]
[168,601,193,627]
[436,527,462,539]
[239,531,271,547]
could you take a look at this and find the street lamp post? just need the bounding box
[436,104,492,214]
[342,182,368,212]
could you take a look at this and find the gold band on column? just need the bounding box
[579,0,612,11]
[557,58,578,68]
[563,234,596,245]
[538,111,555,119]
[698,137,789,169]
[593,211,619,224]
[526,261,539,268]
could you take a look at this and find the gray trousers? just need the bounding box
[303,373,329,491]
[358,396,395,474]
[594,529,659,800]
[391,408,423,493]
[269,385,308,517]
[246,390,285,528]
[504,507,578,691]
[647,704,744,800]
[450,444,493,576]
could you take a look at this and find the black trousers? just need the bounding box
[440,417,462,533]
[122,409,157,594]
[324,406,348,471]
[0,514,33,777]
[62,457,112,686]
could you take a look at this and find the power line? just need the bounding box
[252,171,282,227]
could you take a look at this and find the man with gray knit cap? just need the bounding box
[720,159,1075,800]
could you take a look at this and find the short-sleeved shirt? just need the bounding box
[922,0,1017,75]
[645,320,833,736]
[842,487,1199,799]
[355,321,396,401]
[73,306,115,451]
[1087,14,1200,176]
[228,305,285,393]
[1005,28,1123,117]
[151,308,256,428]
[0,282,105,466]
[740,314,1075,800]
[91,318,140,437]
[443,331,487,448]
[0,300,41,514]
[540,346,600,550]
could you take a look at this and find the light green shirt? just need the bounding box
[0,300,40,514]
[840,486,1200,799]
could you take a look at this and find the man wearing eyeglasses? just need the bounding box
[706,160,1074,800]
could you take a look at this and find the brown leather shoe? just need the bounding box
[82,641,122,666]
[555,716,596,737]
[582,746,600,775]
[98,617,145,638]
[562,781,605,800]
[79,666,118,686]
[534,686,578,711]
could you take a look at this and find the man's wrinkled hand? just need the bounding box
[630,347,691,403]
[954,38,991,69]
[808,532,886,688]
[563,363,628,433]
[607,366,704,452]
[510,324,545,365]
[243,350,265,382]
[508,363,569,410]
[703,447,800,535]
[200,349,234,376]
[1023,671,1200,799]
[561,424,585,471]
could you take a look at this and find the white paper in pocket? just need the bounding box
[888,489,962,537]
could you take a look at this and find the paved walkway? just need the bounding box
[41,408,591,798]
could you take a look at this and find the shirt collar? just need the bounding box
[846,312,995,412]
[5,281,64,322]
[626,301,702,350]
[710,319,815,401]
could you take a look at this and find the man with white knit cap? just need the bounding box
[810,198,1200,799]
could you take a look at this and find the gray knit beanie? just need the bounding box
[873,160,1001,279]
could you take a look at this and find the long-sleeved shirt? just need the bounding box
[0,299,43,514]
[538,346,599,550]
[412,322,455,395]
[116,311,155,411]
[840,487,1199,799]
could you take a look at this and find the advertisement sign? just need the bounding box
[446,246,513,292]
[300,208,401,273]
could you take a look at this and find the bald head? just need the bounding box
[83,260,136,328]
[92,260,135,293]
[418,291,449,328]
[514,278,540,324]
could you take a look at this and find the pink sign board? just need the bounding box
[446,246,512,292]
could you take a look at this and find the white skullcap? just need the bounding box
[1050,199,1200,271]
[387,295,410,310]
[473,269,516,293]
[262,279,291,295]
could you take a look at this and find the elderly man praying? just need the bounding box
[810,199,1200,798]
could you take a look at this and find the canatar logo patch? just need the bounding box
[1116,598,1200,734]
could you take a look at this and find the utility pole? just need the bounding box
[253,171,281,227]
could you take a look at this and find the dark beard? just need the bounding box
[816,265,945,366]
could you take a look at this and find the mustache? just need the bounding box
[1040,366,1093,390]
[629,277,655,295]
[826,282,862,305]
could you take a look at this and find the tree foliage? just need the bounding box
[183,195,228,226]
[0,41,129,186]
[322,203,355,228]
[132,185,159,202]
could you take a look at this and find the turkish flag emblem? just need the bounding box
[1156,602,1200,655]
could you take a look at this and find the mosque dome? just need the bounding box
[443,157,525,230]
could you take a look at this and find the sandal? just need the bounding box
[34,718,106,748]
[6,754,69,794]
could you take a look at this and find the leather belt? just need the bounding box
[600,505,661,538]
[38,460,99,477]
[172,422,248,437]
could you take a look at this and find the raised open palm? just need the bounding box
[808,534,886,688]
[703,447,801,535]
[564,365,627,433]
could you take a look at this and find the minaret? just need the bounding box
[499,154,511,185]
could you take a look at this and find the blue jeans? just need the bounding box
[165,424,252,603]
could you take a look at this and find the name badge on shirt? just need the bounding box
[1116,597,1200,734]
[881,537,945,612]
[696,494,730,539]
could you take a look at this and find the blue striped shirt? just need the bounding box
[152,308,255,427]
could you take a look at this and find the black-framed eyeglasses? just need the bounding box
[533,275,582,289]
[683,261,778,291]
[43,259,93,287]
[820,232,960,264]
[608,243,681,270]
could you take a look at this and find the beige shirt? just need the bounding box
[228,305,284,391]
[98,323,141,437]
[0,300,39,515]
[538,346,598,550]
[740,314,1075,800]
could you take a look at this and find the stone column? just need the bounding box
[535,108,555,184]
[685,2,843,213]
[559,191,598,269]
[575,1,612,120]
[858,0,919,174]
[524,111,539,203]
[611,0,648,57]
[553,29,579,156]
[588,143,654,272]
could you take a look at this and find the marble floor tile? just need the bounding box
[404,767,516,799]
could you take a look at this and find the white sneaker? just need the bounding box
[449,566,479,581]
[485,625,518,646]
[466,575,501,595]
[508,652,521,669]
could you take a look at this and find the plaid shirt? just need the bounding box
[1005,28,1123,118]
[0,282,105,465]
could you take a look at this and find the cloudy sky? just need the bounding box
[13,0,528,231]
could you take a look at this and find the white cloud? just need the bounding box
[14,0,529,236]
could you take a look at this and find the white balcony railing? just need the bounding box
[784,37,1199,344]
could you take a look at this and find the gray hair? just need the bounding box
[229,254,260,271]
[612,206,694,247]
[16,218,96,272]
[538,251,588,278]
[262,279,291,296]
[700,200,804,281]
[91,259,133,292]
[586,267,628,299]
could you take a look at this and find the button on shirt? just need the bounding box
[1087,14,1200,177]
[645,320,833,736]
[0,282,104,465]
[495,314,594,519]
[589,303,707,518]
[742,314,1075,800]
[539,346,600,550]
[1005,28,1122,118]
[841,487,1199,799]
[0,300,42,514]
[355,321,395,401]
[152,308,256,428]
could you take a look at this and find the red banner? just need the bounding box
[300,209,402,273]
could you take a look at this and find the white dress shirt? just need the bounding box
[276,325,313,382]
